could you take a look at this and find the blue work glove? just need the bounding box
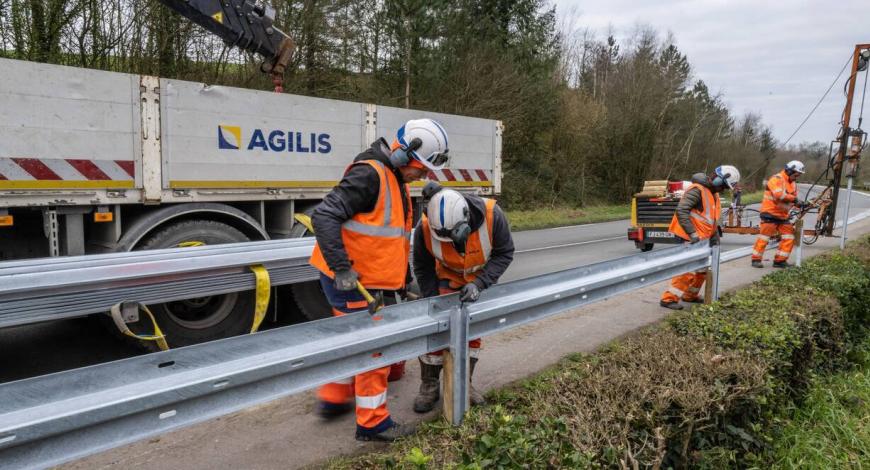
[459,283,481,303]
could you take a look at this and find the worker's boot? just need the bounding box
[751,260,763,268]
[355,420,417,442]
[682,297,704,304]
[772,260,792,268]
[659,300,683,310]
[469,357,486,406]
[412,358,442,413]
[317,401,353,420]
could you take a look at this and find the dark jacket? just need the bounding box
[413,194,515,298]
[311,138,411,274]
[675,173,720,242]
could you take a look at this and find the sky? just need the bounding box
[557,0,869,147]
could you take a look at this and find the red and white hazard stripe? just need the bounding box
[0,158,134,182]
[427,169,492,183]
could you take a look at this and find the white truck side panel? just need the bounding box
[375,106,498,193]
[160,79,367,188]
[0,58,501,207]
[0,59,141,190]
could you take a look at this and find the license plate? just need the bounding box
[646,231,674,238]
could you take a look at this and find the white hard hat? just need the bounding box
[785,160,805,174]
[426,188,468,242]
[397,119,450,171]
[715,165,741,189]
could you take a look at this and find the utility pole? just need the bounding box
[825,44,870,245]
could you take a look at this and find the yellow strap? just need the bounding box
[110,303,170,351]
[294,214,315,233]
[176,239,272,334]
[249,264,271,333]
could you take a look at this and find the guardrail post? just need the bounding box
[704,244,721,304]
[443,303,470,426]
[840,177,854,250]
[795,219,804,267]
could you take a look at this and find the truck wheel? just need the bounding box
[288,215,332,321]
[637,242,654,252]
[132,220,256,348]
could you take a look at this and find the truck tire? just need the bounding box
[132,220,256,348]
[288,215,332,321]
[637,242,654,252]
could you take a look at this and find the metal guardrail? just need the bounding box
[3,206,870,469]
[0,243,714,469]
[0,238,318,328]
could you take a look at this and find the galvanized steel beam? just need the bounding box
[0,244,712,469]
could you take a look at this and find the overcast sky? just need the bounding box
[558,0,868,146]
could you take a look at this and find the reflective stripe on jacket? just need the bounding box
[760,170,796,219]
[420,198,496,286]
[310,160,412,290]
[669,183,721,240]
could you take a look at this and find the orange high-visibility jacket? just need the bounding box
[420,198,497,287]
[310,160,412,290]
[669,183,721,240]
[760,170,797,220]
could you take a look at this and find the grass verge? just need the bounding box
[505,190,764,232]
[506,205,629,231]
[732,190,764,206]
[328,234,870,469]
[766,338,870,469]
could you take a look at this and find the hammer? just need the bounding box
[356,282,384,315]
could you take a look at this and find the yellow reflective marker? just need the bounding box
[212,11,223,23]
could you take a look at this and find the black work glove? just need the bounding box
[333,269,359,291]
[796,200,810,209]
[396,286,409,301]
[459,283,481,303]
[688,233,701,244]
[709,226,721,246]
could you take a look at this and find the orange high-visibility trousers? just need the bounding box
[751,222,795,263]
[661,270,707,304]
[316,275,394,434]
[420,285,482,366]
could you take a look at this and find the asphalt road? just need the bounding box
[2,185,869,385]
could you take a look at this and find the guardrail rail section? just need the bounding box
[0,241,719,469]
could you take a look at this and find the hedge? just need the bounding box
[329,235,870,469]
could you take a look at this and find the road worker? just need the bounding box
[308,118,450,441]
[751,160,808,268]
[660,165,740,310]
[411,183,515,413]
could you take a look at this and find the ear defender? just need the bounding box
[389,137,423,168]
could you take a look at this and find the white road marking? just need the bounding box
[516,236,625,254]
[547,220,614,230]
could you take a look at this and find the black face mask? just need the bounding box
[434,222,472,256]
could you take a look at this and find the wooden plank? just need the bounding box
[704,269,713,305]
[442,349,456,423]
